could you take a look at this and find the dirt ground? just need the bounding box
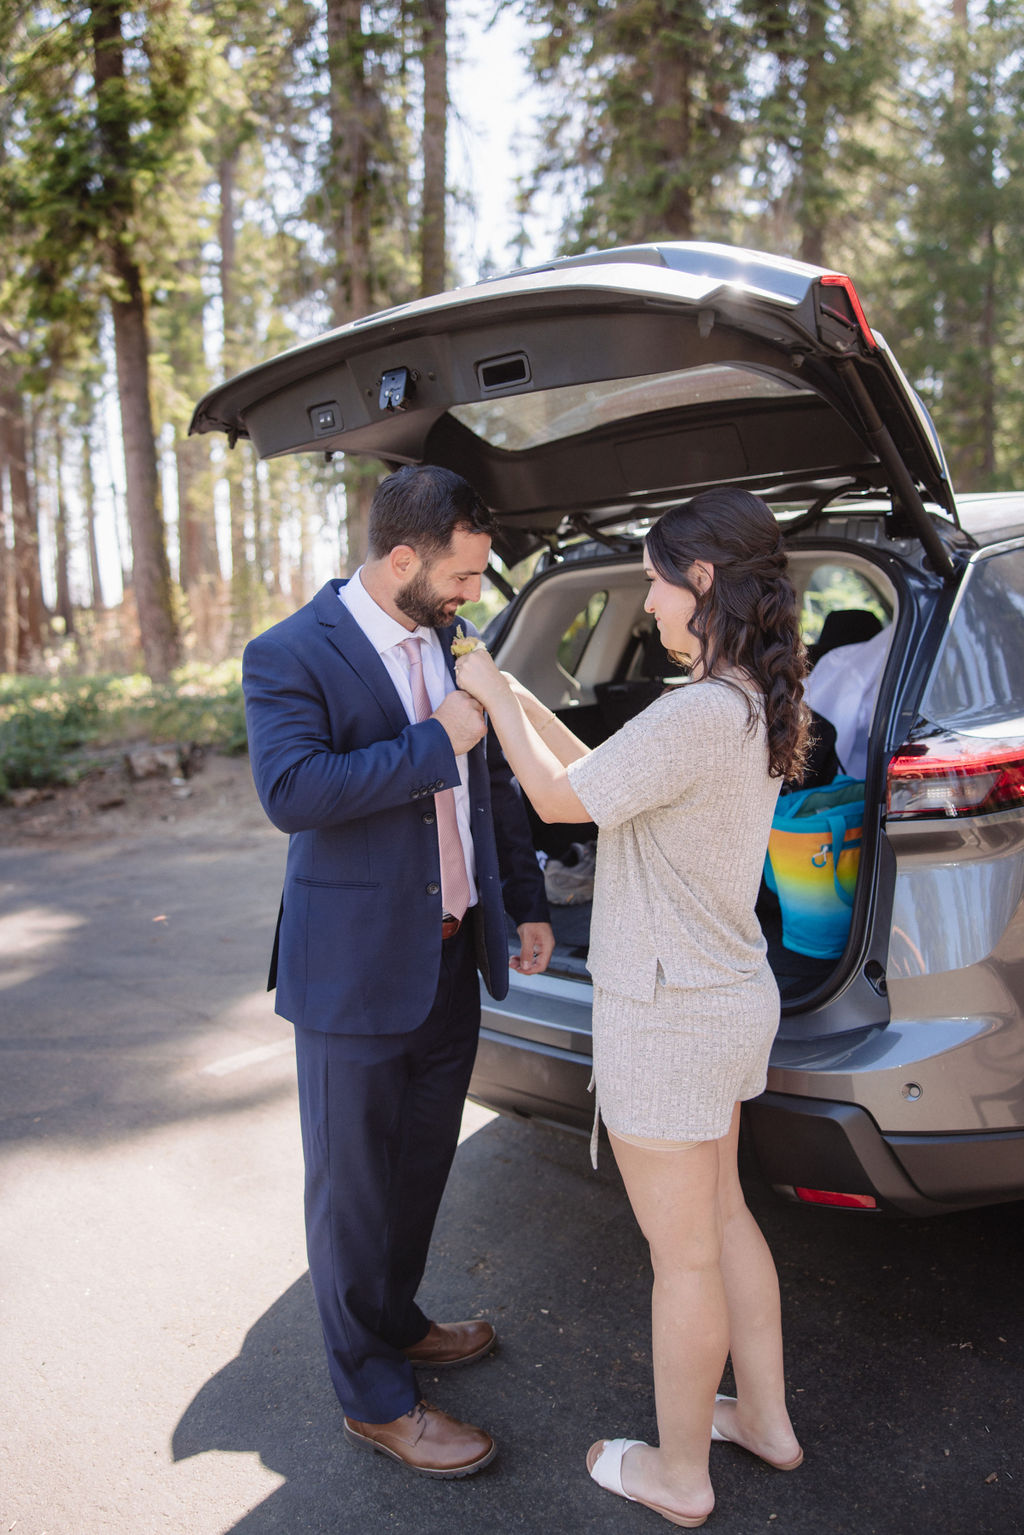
[0,748,266,848]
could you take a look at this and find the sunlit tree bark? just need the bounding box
[52,415,74,636]
[419,0,448,295]
[0,345,46,668]
[90,0,180,677]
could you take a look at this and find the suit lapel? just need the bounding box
[437,621,459,687]
[314,580,409,735]
[436,620,488,784]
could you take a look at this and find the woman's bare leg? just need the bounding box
[602,1106,800,1518]
[605,1131,724,1521]
[714,1105,802,1467]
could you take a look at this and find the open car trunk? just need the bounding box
[492,535,898,1004]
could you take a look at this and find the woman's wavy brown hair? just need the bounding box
[645,487,810,781]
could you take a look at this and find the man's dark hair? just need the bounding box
[367,465,495,561]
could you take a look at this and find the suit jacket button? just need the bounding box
[426,882,440,896]
[422,811,436,825]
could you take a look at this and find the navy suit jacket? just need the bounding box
[243,579,549,1035]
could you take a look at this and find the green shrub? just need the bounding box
[0,663,248,800]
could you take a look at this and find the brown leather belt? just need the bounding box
[441,914,463,940]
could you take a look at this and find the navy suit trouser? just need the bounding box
[293,924,481,1424]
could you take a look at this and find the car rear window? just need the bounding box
[800,564,891,644]
[559,592,608,674]
[922,546,1024,729]
[449,365,801,451]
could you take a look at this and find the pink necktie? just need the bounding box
[399,637,471,920]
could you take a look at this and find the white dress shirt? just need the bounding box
[339,569,478,902]
[803,625,888,780]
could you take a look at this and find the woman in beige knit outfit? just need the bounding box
[455,488,808,1528]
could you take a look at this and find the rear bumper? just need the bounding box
[473,974,595,1132]
[745,1091,1024,1215]
[475,977,1024,1214]
[470,1027,593,1134]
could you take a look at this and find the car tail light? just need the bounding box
[887,731,1024,820]
[819,274,878,350]
[794,1187,878,1209]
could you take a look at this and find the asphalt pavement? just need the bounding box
[1,763,1021,1535]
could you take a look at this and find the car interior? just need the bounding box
[493,541,896,998]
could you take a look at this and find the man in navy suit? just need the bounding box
[243,465,553,1477]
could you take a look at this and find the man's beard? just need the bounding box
[395,567,458,629]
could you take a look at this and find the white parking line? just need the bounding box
[202,1039,295,1076]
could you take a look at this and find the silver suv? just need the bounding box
[193,242,1024,1216]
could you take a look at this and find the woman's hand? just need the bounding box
[458,648,592,823]
[455,647,512,712]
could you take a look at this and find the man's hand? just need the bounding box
[433,690,487,755]
[511,921,556,976]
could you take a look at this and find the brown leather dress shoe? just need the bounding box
[402,1318,496,1369]
[343,1400,496,1478]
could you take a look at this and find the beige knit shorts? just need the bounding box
[591,968,779,1149]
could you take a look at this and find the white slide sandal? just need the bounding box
[711,1394,804,1471]
[586,1438,709,1528]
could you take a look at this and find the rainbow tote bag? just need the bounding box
[764,776,865,959]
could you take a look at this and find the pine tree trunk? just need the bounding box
[78,404,105,609]
[0,423,14,672]
[976,12,997,485]
[327,0,373,325]
[108,255,181,678]
[171,292,220,600]
[175,433,218,593]
[650,22,694,239]
[343,462,376,573]
[252,459,277,596]
[227,454,253,647]
[0,369,46,669]
[92,0,180,680]
[798,0,828,266]
[420,0,447,296]
[326,0,378,565]
[217,150,255,644]
[53,417,75,636]
[296,504,316,607]
[980,218,997,483]
[219,153,237,354]
[947,0,984,488]
[0,486,11,673]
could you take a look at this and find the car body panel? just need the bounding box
[768,1003,1021,1135]
[886,814,1024,977]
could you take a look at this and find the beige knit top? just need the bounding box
[567,679,781,1003]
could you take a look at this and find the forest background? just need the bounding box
[0,0,1022,787]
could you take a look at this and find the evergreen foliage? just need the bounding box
[2,0,1024,686]
[520,0,747,248]
[883,0,1024,489]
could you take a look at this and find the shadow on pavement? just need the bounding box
[0,831,292,1154]
[171,1115,1023,1535]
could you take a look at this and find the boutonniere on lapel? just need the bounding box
[450,625,485,658]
